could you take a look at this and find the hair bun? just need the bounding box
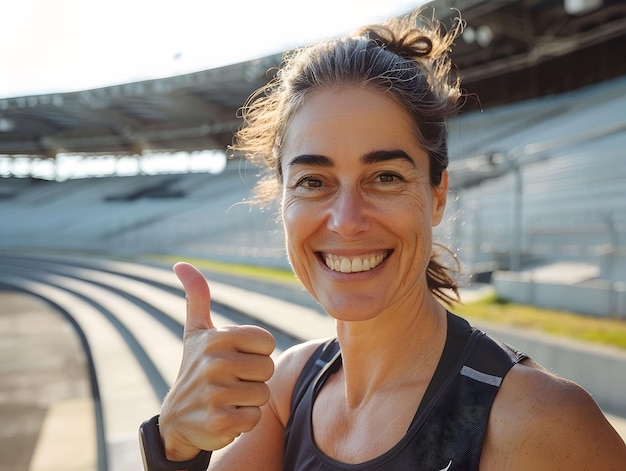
[362,27,434,60]
[410,36,433,57]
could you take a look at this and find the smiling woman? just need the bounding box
[140,7,626,471]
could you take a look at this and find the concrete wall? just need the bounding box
[492,270,626,318]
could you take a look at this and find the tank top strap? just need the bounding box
[414,311,473,417]
[286,338,341,435]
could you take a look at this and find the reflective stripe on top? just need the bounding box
[460,365,503,387]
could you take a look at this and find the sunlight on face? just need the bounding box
[280,87,447,321]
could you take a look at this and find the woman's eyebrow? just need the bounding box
[288,154,334,167]
[361,149,416,166]
[287,150,415,168]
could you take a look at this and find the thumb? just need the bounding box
[173,262,215,334]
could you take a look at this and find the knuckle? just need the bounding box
[245,381,270,406]
[239,409,263,432]
[208,408,235,434]
[210,406,261,437]
[257,383,271,405]
[202,355,229,378]
[260,356,275,380]
[204,383,231,406]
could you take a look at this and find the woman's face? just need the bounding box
[280,87,448,321]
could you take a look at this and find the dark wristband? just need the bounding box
[139,415,211,471]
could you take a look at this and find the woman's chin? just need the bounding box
[319,297,383,323]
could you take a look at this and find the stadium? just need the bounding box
[0,0,625,469]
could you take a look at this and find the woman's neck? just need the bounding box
[334,293,448,408]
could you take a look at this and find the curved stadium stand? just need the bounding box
[1,76,625,316]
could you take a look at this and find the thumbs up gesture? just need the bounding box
[158,262,276,461]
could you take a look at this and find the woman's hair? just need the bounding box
[231,9,463,305]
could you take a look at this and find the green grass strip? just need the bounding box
[145,254,302,286]
[454,294,626,351]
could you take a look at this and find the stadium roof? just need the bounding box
[0,0,624,159]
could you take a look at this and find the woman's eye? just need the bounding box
[377,173,402,183]
[296,175,323,188]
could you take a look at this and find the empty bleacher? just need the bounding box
[442,76,626,316]
[0,161,286,266]
[1,76,625,316]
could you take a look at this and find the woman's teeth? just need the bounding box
[324,252,387,273]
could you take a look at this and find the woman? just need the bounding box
[139,10,626,470]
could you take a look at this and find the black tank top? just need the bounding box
[283,312,527,470]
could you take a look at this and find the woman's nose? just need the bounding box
[327,188,370,238]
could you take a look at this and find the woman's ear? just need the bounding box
[432,169,448,227]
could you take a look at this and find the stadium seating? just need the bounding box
[1,76,624,316]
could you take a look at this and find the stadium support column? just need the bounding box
[510,159,523,271]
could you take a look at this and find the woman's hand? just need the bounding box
[159,262,276,461]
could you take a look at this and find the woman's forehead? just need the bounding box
[285,87,413,136]
[290,87,408,120]
[282,87,418,155]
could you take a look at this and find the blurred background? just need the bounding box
[1,0,625,470]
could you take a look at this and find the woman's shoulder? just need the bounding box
[276,338,335,373]
[268,338,334,427]
[482,360,626,469]
[496,360,600,423]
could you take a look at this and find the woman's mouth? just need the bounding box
[322,251,390,273]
